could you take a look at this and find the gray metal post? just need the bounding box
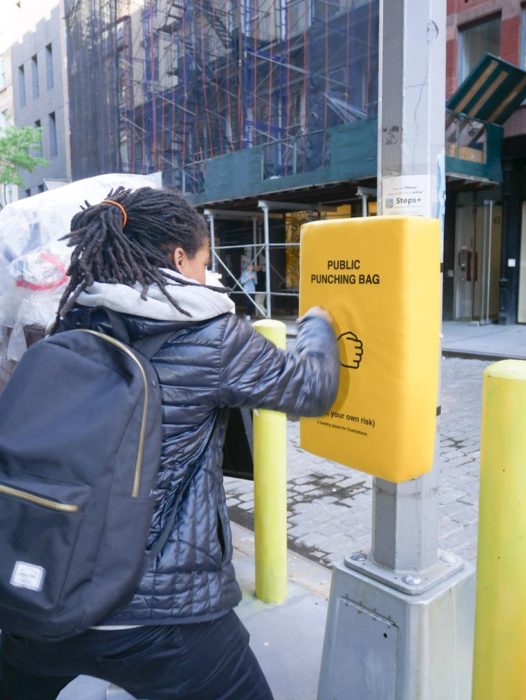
[317,2,475,697]
[207,211,217,273]
[361,192,367,217]
[252,217,258,261]
[372,0,445,573]
[481,199,493,326]
[356,186,377,218]
[259,202,272,317]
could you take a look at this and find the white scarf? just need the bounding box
[76,269,235,321]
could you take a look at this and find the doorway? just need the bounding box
[453,191,502,323]
[516,202,526,323]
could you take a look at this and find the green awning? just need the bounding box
[447,53,526,125]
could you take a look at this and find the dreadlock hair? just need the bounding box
[52,186,211,332]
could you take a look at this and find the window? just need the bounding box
[521,8,526,71]
[34,119,42,156]
[18,65,25,107]
[31,54,39,99]
[45,43,53,89]
[37,184,44,193]
[48,111,57,157]
[459,15,501,82]
[25,188,31,198]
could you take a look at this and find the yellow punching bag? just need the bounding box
[299,216,441,483]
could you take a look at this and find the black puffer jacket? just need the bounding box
[62,305,339,625]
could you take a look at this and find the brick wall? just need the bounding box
[447,1,522,98]
[449,0,497,13]
[500,14,520,63]
[446,39,458,98]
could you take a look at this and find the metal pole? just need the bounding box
[259,202,272,317]
[252,319,287,603]
[252,217,262,316]
[207,212,217,273]
[484,206,489,324]
[483,200,493,325]
[487,201,493,323]
[356,186,376,218]
[371,0,444,573]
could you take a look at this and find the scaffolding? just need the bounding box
[65,0,378,185]
[64,0,379,315]
[205,202,323,317]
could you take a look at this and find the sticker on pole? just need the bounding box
[382,175,430,217]
[299,216,441,483]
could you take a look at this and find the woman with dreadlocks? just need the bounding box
[0,186,339,700]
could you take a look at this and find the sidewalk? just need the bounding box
[441,320,526,360]
[58,522,331,700]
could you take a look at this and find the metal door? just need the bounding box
[454,198,501,322]
[517,202,526,323]
[454,202,476,320]
[475,202,501,324]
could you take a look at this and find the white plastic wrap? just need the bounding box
[0,172,162,376]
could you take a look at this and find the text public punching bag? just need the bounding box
[299,216,441,483]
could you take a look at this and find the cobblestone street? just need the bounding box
[225,356,491,568]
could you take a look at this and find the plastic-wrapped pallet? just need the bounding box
[0,172,162,387]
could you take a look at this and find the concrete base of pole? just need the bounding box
[317,559,475,700]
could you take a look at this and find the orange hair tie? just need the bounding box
[102,199,127,227]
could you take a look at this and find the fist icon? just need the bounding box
[337,331,363,369]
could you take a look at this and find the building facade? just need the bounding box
[446,0,526,324]
[0,1,25,205]
[11,0,71,198]
[64,0,526,322]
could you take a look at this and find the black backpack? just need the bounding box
[0,328,177,641]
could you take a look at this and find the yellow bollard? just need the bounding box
[252,319,287,603]
[472,360,526,700]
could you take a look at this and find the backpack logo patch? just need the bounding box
[10,562,45,592]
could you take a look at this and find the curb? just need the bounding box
[442,349,526,362]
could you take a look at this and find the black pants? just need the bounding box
[244,294,255,316]
[0,611,274,700]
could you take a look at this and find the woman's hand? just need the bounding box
[300,306,334,325]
